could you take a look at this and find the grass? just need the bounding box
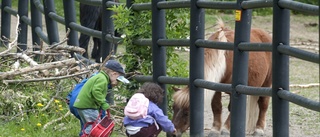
[287,57,319,136]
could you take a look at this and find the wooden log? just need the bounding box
[16,53,50,76]
[0,58,76,80]
[2,71,90,84]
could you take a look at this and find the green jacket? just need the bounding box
[73,71,110,110]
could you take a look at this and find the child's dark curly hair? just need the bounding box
[136,82,164,104]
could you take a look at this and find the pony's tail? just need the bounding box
[214,17,228,42]
[246,95,260,133]
[215,17,225,31]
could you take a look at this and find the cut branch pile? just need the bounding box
[0,15,99,84]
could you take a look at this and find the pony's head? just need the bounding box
[172,86,190,137]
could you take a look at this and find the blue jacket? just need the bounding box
[123,101,175,133]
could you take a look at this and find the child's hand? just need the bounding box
[172,128,177,135]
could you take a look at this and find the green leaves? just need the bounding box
[111,2,190,116]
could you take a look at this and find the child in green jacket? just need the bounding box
[73,60,129,136]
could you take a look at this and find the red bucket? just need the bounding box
[83,110,115,137]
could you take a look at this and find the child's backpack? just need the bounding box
[124,93,149,120]
[66,72,98,119]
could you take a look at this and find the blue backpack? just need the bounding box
[66,78,89,119]
[66,72,98,119]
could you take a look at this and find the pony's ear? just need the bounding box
[172,86,181,92]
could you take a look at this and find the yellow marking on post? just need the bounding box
[235,10,241,21]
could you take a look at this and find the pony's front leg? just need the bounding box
[221,93,231,135]
[253,96,270,136]
[208,91,223,136]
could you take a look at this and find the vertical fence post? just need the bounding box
[272,0,290,136]
[63,0,79,50]
[1,0,12,47]
[101,0,113,61]
[30,0,42,60]
[152,0,167,117]
[43,0,59,45]
[230,0,252,136]
[17,0,29,52]
[102,0,116,105]
[189,0,205,136]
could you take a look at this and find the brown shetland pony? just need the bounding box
[172,19,272,136]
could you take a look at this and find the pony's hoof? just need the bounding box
[252,129,264,136]
[221,128,230,135]
[207,130,220,137]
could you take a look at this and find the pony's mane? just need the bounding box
[173,87,190,109]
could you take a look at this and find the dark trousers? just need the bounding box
[126,123,162,137]
[79,3,101,62]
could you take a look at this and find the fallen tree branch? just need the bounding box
[289,83,319,88]
[0,58,76,80]
[52,45,86,54]
[26,51,71,57]
[16,53,50,76]
[40,81,64,112]
[2,71,91,84]
[43,111,71,130]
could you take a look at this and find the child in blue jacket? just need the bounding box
[123,82,176,137]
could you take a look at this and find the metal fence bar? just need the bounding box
[278,89,320,112]
[76,0,102,6]
[196,40,234,50]
[69,22,102,39]
[194,79,232,94]
[43,0,60,45]
[20,16,31,26]
[272,0,290,136]
[158,76,189,85]
[241,0,273,9]
[35,27,49,44]
[152,0,168,122]
[63,0,79,50]
[230,0,252,135]
[236,85,272,96]
[238,42,272,51]
[197,1,237,9]
[32,0,44,14]
[30,0,42,60]
[133,39,152,46]
[1,1,12,47]
[189,0,205,135]
[3,6,17,16]
[278,0,319,15]
[133,75,153,82]
[106,1,122,8]
[278,44,319,64]
[102,0,115,104]
[48,12,65,25]
[132,3,151,11]
[105,34,122,44]
[17,0,29,52]
[157,1,190,9]
[157,39,190,46]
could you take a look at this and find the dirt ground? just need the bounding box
[202,15,319,137]
[1,11,319,137]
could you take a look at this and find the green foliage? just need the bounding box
[110,1,190,117]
